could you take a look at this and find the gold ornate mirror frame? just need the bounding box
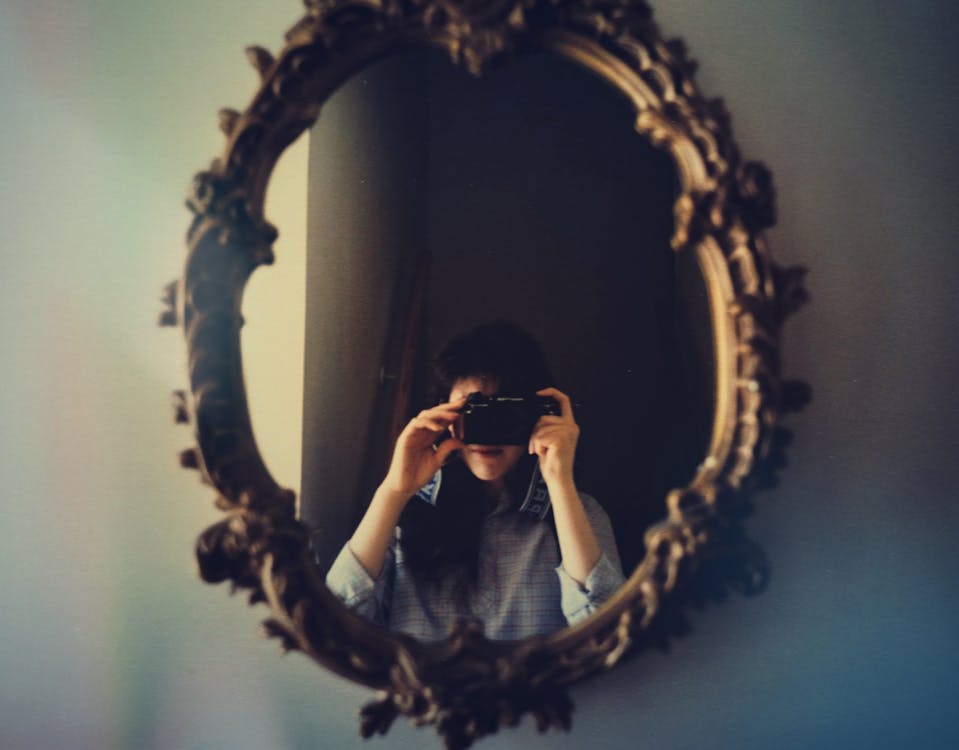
[161,0,807,747]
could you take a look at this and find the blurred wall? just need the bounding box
[2,1,957,749]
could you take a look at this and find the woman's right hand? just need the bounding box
[380,397,466,498]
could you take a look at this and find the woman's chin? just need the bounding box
[470,466,506,483]
[463,446,523,483]
[464,459,506,483]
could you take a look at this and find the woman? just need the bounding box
[326,322,624,640]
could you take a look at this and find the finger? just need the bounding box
[529,426,561,448]
[408,415,453,434]
[530,437,549,458]
[416,414,455,430]
[529,425,576,455]
[449,414,464,441]
[434,438,463,464]
[528,432,546,455]
[436,394,468,411]
[536,387,573,420]
[421,404,462,421]
[533,424,564,437]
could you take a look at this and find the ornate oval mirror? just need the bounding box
[162,1,805,746]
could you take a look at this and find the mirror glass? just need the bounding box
[284,48,712,638]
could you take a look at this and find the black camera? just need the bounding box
[460,393,560,445]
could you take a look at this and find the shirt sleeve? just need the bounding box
[325,541,394,626]
[555,493,626,625]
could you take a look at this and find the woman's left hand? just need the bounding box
[529,387,580,486]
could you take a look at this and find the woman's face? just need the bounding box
[449,375,526,487]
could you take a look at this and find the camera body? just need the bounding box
[460,393,560,445]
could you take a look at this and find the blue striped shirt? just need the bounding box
[326,492,624,641]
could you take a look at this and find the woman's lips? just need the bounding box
[468,446,504,457]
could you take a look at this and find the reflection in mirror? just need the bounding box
[297,49,712,639]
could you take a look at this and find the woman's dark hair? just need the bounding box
[398,322,555,603]
[429,321,555,403]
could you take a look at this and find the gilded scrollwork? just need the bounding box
[167,1,805,748]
